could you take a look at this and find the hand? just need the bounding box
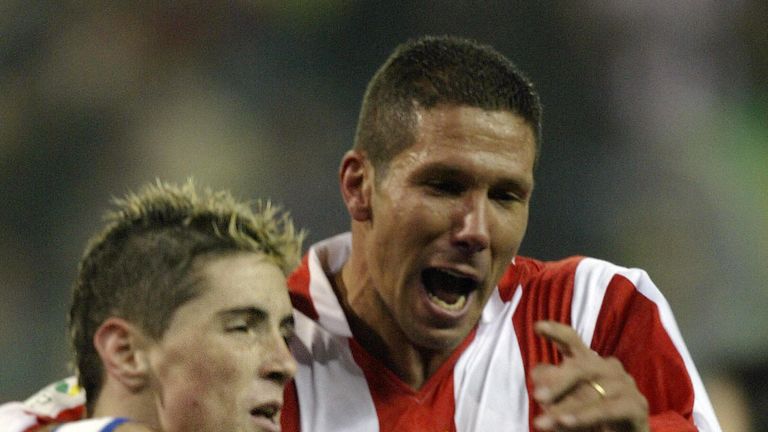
[531,320,649,431]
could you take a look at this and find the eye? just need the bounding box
[226,322,252,333]
[225,317,257,334]
[489,188,523,204]
[426,179,465,195]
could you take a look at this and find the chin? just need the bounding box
[409,324,471,353]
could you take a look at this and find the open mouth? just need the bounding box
[421,267,479,312]
[250,403,281,432]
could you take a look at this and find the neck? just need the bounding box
[334,253,452,390]
[91,380,158,428]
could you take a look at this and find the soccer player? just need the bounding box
[280,36,721,431]
[1,180,302,432]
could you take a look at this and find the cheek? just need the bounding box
[388,198,452,242]
[492,208,528,259]
[492,206,528,246]
[152,341,248,429]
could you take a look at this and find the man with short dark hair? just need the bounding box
[281,36,721,431]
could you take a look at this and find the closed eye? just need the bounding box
[489,188,522,204]
[226,322,254,333]
[222,308,267,334]
[425,179,466,196]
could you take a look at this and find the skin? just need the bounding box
[143,252,296,432]
[339,105,536,389]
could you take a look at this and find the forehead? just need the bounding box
[388,105,536,182]
[415,105,534,140]
[181,252,291,320]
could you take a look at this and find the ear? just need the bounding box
[93,317,151,392]
[339,150,374,222]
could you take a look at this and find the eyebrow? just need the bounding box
[219,307,267,320]
[416,163,471,179]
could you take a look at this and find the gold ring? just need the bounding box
[587,380,607,399]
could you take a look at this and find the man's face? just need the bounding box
[364,105,535,353]
[147,252,296,432]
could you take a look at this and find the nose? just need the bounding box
[452,193,491,253]
[259,333,297,386]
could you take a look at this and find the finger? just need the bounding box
[539,394,649,431]
[534,320,592,358]
[531,363,586,404]
[534,365,649,432]
[532,363,606,405]
[532,356,630,407]
[535,376,611,409]
[531,341,603,404]
[532,354,626,405]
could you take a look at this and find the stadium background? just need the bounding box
[1,1,766,429]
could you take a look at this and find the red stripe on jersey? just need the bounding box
[348,330,477,432]
[288,255,319,321]
[281,381,301,432]
[509,256,583,427]
[591,274,696,430]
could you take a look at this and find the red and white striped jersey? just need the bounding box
[281,233,721,432]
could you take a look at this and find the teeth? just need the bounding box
[427,290,467,310]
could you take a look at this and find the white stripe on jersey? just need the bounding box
[571,257,612,345]
[453,286,529,431]
[293,233,378,431]
[307,235,353,337]
[292,309,379,431]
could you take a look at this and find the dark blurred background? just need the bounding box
[1,1,766,430]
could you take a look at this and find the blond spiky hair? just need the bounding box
[87,178,303,274]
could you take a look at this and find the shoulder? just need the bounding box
[499,256,661,320]
[497,255,586,300]
[501,255,653,290]
[515,255,587,278]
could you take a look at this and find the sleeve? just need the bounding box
[586,263,722,432]
[0,376,86,432]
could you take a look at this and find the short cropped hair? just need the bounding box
[353,35,542,172]
[69,179,304,411]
